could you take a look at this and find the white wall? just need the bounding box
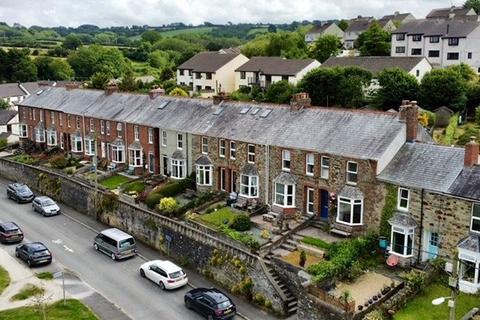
[408,58,432,81]
[377,127,407,174]
[176,70,193,87]
[214,54,249,94]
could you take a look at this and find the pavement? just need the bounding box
[0,176,279,320]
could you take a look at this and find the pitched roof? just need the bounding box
[381,12,413,23]
[235,57,318,76]
[426,6,475,19]
[448,166,480,201]
[0,81,60,99]
[19,87,406,161]
[458,234,480,253]
[392,19,480,37]
[345,18,374,32]
[0,110,17,125]
[177,52,240,72]
[321,56,426,75]
[378,142,465,192]
[307,23,334,34]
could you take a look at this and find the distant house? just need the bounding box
[381,12,416,25]
[344,17,396,49]
[176,50,249,97]
[391,19,480,72]
[321,56,432,81]
[426,6,477,20]
[305,22,344,44]
[434,106,454,127]
[0,110,19,143]
[234,57,321,89]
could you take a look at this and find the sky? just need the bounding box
[0,0,464,27]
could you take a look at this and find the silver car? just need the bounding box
[32,196,60,217]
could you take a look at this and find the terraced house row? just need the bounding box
[17,86,480,294]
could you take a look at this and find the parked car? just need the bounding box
[32,196,60,216]
[184,288,236,320]
[139,260,188,290]
[93,228,137,260]
[7,183,34,203]
[0,222,24,244]
[15,242,52,267]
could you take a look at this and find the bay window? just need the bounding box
[129,148,142,167]
[171,159,186,179]
[46,130,57,146]
[111,145,125,163]
[390,226,414,257]
[398,188,410,211]
[458,237,480,293]
[306,153,314,176]
[240,174,258,198]
[85,138,96,156]
[282,150,291,171]
[471,203,480,233]
[71,135,83,152]
[196,165,212,186]
[337,197,363,225]
[274,182,295,207]
[346,161,358,185]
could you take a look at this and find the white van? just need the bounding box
[94,228,137,260]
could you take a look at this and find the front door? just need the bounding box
[220,168,226,191]
[162,155,168,175]
[231,170,237,193]
[427,231,439,260]
[320,189,329,219]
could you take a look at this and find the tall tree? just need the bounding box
[63,34,82,50]
[374,68,419,110]
[310,35,342,63]
[338,20,349,31]
[141,30,162,44]
[356,22,391,56]
[118,69,138,92]
[264,80,296,104]
[464,0,480,14]
[67,45,128,79]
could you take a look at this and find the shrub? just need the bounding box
[264,299,273,309]
[145,192,163,209]
[260,229,270,239]
[476,106,480,125]
[443,113,459,145]
[0,138,7,149]
[404,270,426,292]
[254,292,266,306]
[158,197,179,215]
[49,154,68,169]
[231,214,251,231]
[299,250,307,268]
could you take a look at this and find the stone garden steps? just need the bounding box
[264,261,298,316]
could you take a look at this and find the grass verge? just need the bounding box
[99,174,131,190]
[11,284,45,301]
[0,265,10,294]
[36,272,54,280]
[301,236,332,250]
[0,299,98,320]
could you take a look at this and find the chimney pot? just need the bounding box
[290,92,311,111]
[399,102,418,142]
[148,88,165,99]
[465,136,479,167]
[105,85,118,96]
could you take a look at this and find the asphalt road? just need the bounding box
[0,176,281,320]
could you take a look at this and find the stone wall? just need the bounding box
[297,289,349,320]
[0,158,285,315]
[270,256,304,298]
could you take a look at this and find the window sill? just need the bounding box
[171,176,186,180]
[239,194,259,199]
[306,173,314,177]
[388,251,413,258]
[274,203,296,208]
[197,184,212,187]
[335,219,362,226]
[346,182,358,186]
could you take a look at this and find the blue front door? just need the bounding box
[320,190,329,219]
[427,231,439,260]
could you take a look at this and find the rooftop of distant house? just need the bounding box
[177,51,241,73]
[235,57,319,76]
[321,56,428,75]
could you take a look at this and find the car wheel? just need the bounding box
[185,298,192,309]
[15,251,19,257]
[27,259,32,267]
[94,244,99,251]
[140,269,145,278]
[159,281,165,290]
[207,315,214,320]
[111,253,116,260]
[16,196,20,203]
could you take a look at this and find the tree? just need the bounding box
[268,24,277,33]
[418,69,468,112]
[63,34,82,50]
[310,34,342,63]
[464,0,480,14]
[0,100,10,110]
[118,69,138,92]
[357,22,391,56]
[13,59,37,82]
[90,72,111,89]
[447,63,477,82]
[264,80,296,104]
[168,87,188,97]
[35,57,74,80]
[374,68,419,110]
[148,50,172,69]
[338,20,349,31]
[141,30,162,44]
[67,45,128,79]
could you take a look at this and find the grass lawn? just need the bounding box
[394,283,480,320]
[158,26,216,37]
[199,207,238,228]
[99,174,131,190]
[0,299,98,320]
[281,250,322,268]
[11,284,45,301]
[123,180,146,193]
[301,236,332,250]
[0,265,10,294]
[36,272,53,280]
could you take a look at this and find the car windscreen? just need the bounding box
[119,238,135,248]
[169,270,184,279]
[42,199,55,206]
[33,249,49,255]
[217,300,231,309]
[17,186,31,193]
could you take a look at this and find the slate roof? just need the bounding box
[0,110,17,125]
[381,12,413,23]
[195,155,212,165]
[426,6,475,19]
[378,142,465,192]
[389,211,417,228]
[177,52,240,72]
[458,234,480,253]
[448,166,480,201]
[275,172,298,185]
[235,57,318,76]
[0,83,27,98]
[0,81,68,99]
[307,23,334,34]
[392,19,480,37]
[345,18,374,32]
[338,185,364,199]
[321,56,426,75]
[19,87,406,161]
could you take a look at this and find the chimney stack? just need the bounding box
[148,88,165,99]
[65,83,81,91]
[213,92,228,105]
[105,84,118,96]
[399,100,418,142]
[290,92,311,111]
[464,137,479,167]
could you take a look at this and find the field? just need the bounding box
[158,26,217,37]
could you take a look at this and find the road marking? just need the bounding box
[63,245,74,253]
[52,239,63,244]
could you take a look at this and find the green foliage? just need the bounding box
[253,292,266,306]
[447,63,477,83]
[0,138,7,150]
[11,154,39,165]
[90,72,111,89]
[158,197,180,215]
[63,34,82,50]
[374,68,419,110]
[465,0,480,14]
[310,34,342,63]
[241,29,308,58]
[380,184,398,238]
[122,180,146,193]
[419,69,468,112]
[11,284,44,301]
[0,100,10,110]
[67,45,128,79]
[35,272,53,280]
[0,299,98,320]
[357,22,391,56]
[141,30,162,44]
[145,177,195,209]
[299,250,307,267]
[118,69,138,92]
[218,225,260,251]
[264,80,295,104]
[48,154,68,169]
[476,107,480,125]
[200,207,237,227]
[338,20,349,31]
[145,192,163,209]
[98,193,119,215]
[231,214,251,231]
[403,270,426,292]
[168,87,188,97]
[99,174,131,190]
[443,114,459,145]
[35,56,74,80]
[301,236,331,250]
[148,50,173,69]
[0,265,10,295]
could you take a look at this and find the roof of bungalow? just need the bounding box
[18,87,407,161]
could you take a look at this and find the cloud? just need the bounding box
[0,0,461,27]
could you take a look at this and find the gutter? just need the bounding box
[417,188,425,263]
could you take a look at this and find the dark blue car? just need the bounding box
[185,288,236,320]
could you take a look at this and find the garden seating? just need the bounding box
[107,162,117,171]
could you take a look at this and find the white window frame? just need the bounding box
[19,124,28,138]
[247,144,255,164]
[134,125,140,141]
[321,156,330,179]
[35,127,45,143]
[148,128,153,144]
[129,148,143,167]
[101,142,106,158]
[171,159,186,179]
[177,133,183,150]
[58,113,63,126]
[274,182,295,207]
[85,138,96,156]
[117,123,123,138]
[196,165,212,186]
[230,141,236,159]
[106,121,110,136]
[72,136,83,153]
[471,203,480,234]
[306,187,314,215]
[89,119,94,132]
[67,115,71,128]
[201,136,208,154]
[148,152,155,173]
[398,188,410,211]
[46,130,57,146]
[76,116,81,129]
[282,150,291,171]
[100,120,105,134]
[111,145,125,163]
[336,197,363,226]
[161,130,167,147]
[240,174,258,198]
[39,110,43,122]
[60,133,64,149]
[346,161,358,185]
[219,139,226,158]
[390,226,415,257]
[306,153,314,176]
[50,111,55,124]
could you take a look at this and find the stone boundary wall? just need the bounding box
[0,158,285,315]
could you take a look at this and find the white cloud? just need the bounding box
[0,0,461,27]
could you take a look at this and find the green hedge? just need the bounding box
[443,113,459,145]
[145,176,195,209]
[231,214,251,231]
[380,184,397,238]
